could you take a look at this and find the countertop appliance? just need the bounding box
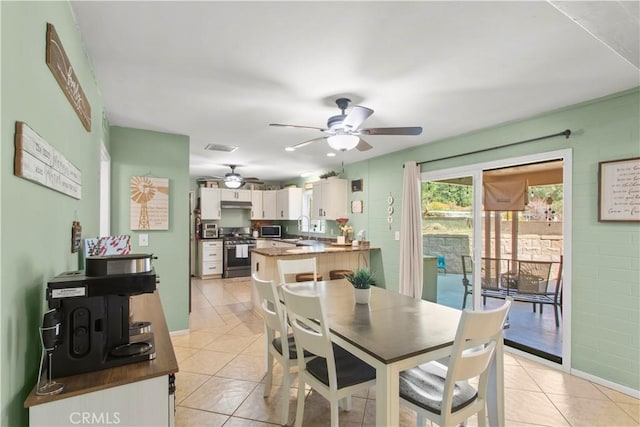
[220,227,256,278]
[202,222,218,238]
[260,225,281,238]
[45,255,157,378]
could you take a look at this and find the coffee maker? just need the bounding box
[45,254,157,378]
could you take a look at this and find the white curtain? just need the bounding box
[399,161,423,298]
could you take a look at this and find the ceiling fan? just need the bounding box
[197,165,263,189]
[270,98,423,152]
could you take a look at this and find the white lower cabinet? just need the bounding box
[198,240,223,278]
[29,375,173,426]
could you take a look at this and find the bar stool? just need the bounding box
[295,273,323,282]
[329,269,353,280]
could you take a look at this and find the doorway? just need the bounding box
[422,149,572,369]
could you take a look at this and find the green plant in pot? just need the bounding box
[345,268,375,304]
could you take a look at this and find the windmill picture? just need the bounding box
[130,176,169,230]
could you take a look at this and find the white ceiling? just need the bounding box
[71,1,639,183]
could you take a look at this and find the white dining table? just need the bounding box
[286,279,505,427]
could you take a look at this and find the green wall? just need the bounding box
[109,126,190,332]
[1,2,107,424]
[338,89,640,391]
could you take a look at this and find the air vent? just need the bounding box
[204,144,239,153]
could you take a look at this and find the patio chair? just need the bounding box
[251,273,315,425]
[399,299,512,427]
[281,284,376,427]
[461,255,473,309]
[437,255,447,275]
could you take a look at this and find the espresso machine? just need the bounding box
[45,254,157,378]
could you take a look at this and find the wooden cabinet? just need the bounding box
[251,190,263,220]
[262,190,277,220]
[276,187,302,220]
[311,178,347,220]
[220,189,251,202]
[198,240,223,277]
[199,188,221,220]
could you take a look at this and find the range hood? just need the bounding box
[220,200,252,209]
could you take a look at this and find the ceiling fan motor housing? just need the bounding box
[327,114,347,130]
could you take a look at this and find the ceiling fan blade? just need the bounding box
[359,126,423,136]
[356,139,373,152]
[288,136,327,150]
[197,176,223,181]
[341,106,374,130]
[270,123,327,132]
[244,177,263,183]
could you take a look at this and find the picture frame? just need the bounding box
[351,179,363,192]
[598,157,640,222]
[351,200,363,214]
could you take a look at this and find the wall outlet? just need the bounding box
[139,233,149,246]
[395,231,400,241]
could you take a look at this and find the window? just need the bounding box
[301,189,325,233]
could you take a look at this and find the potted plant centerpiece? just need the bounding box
[345,268,375,304]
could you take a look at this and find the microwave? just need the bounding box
[202,223,218,238]
[260,225,281,238]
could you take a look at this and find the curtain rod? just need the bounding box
[407,129,571,167]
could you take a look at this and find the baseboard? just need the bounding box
[571,368,640,399]
[169,328,190,336]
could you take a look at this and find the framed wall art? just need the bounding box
[598,157,640,222]
[130,176,170,230]
[351,179,363,192]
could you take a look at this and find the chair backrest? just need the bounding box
[281,284,337,382]
[517,260,552,294]
[461,255,473,287]
[480,257,502,290]
[443,300,511,414]
[277,257,318,284]
[252,273,289,352]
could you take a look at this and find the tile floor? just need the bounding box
[172,278,639,426]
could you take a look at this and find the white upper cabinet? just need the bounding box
[311,178,347,220]
[220,189,251,202]
[251,190,263,220]
[276,187,302,220]
[199,188,221,220]
[262,190,277,220]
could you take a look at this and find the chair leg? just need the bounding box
[281,370,291,425]
[294,380,305,427]
[554,304,560,328]
[462,291,467,309]
[263,352,274,397]
[477,407,488,427]
[330,401,339,427]
[416,413,426,427]
[339,396,352,411]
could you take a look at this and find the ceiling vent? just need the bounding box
[204,144,239,153]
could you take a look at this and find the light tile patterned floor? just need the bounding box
[173,278,639,426]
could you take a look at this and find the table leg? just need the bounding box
[376,364,400,427]
[487,338,505,426]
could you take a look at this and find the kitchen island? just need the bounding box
[251,240,379,311]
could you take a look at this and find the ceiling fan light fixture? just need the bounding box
[327,134,359,151]
[285,146,295,152]
[224,173,243,188]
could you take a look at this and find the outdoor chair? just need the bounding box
[281,284,376,427]
[399,300,511,427]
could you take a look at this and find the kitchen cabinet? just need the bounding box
[199,187,221,220]
[198,240,223,278]
[220,189,251,202]
[262,190,277,220]
[311,178,347,220]
[251,190,263,220]
[276,187,302,220]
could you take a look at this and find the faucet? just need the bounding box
[297,215,312,241]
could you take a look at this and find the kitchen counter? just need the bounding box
[24,291,178,426]
[252,241,377,257]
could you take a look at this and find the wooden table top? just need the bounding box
[284,280,461,364]
[24,291,178,408]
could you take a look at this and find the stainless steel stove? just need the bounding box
[219,227,256,278]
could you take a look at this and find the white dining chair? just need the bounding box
[281,284,376,427]
[399,299,511,427]
[251,273,314,426]
[277,257,320,284]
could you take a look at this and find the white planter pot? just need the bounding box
[354,288,371,304]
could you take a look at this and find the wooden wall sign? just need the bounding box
[14,121,82,199]
[46,23,91,131]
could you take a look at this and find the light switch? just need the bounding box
[139,234,149,246]
[395,231,400,241]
